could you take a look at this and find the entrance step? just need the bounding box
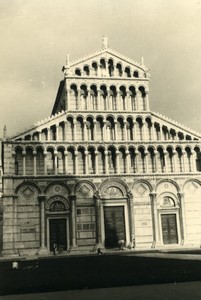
[70,246,96,254]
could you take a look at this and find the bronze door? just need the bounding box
[104,206,126,248]
[49,219,67,251]
[161,214,178,244]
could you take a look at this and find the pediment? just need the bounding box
[64,48,149,79]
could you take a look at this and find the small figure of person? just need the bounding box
[53,243,57,255]
[97,248,103,255]
[12,261,19,270]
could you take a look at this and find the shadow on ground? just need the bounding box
[1,253,201,296]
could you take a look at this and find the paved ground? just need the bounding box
[1,281,201,300]
[1,249,201,297]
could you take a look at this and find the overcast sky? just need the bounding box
[0,0,201,137]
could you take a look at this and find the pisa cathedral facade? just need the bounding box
[2,37,201,256]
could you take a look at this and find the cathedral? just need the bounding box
[2,37,201,256]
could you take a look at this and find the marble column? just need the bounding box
[150,192,159,247]
[128,191,135,247]
[54,151,58,175]
[70,195,77,248]
[94,192,103,248]
[178,192,186,245]
[104,150,109,174]
[43,150,47,175]
[95,151,98,174]
[85,150,89,174]
[22,150,26,176]
[64,150,68,174]
[38,196,48,254]
[33,150,37,176]
[191,150,196,172]
[116,150,120,174]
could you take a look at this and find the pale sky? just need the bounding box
[1,0,201,137]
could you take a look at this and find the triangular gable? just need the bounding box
[151,111,201,140]
[69,48,147,71]
[11,110,67,141]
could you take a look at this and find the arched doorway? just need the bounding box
[100,180,130,249]
[46,196,70,252]
[158,195,181,245]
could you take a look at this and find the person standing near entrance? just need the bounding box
[53,243,57,255]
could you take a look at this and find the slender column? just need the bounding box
[114,121,117,140]
[133,121,137,141]
[64,150,68,174]
[144,151,148,173]
[126,91,131,110]
[158,125,162,140]
[182,150,186,173]
[106,89,110,110]
[56,125,59,141]
[151,123,155,141]
[73,121,77,141]
[38,131,42,142]
[145,91,150,110]
[67,89,71,110]
[63,121,67,141]
[22,150,26,176]
[33,150,37,176]
[87,88,90,110]
[85,150,89,174]
[150,192,159,247]
[116,150,120,174]
[97,89,101,110]
[135,150,139,173]
[178,192,186,244]
[123,121,127,140]
[163,150,167,173]
[74,151,78,174]
[103,121,106,141]
[104,150,109,174]
[191,150,196,172]
[94,192,102,247]
[83,120,87,141]
[154,150,158,173]
[128,191,135,247]
[93,121,96,140]
[70,195,77,247]
[125,150,130,174]
[172,150,177,172]
[54,151,58,175]
[44,150,47,175]
[135,91,140,110]
[117,91,120,110]
[95,150,98,174]
[38,196,47,252]
[77,88,81,110]
[141,121,145,140]
[47,128,50,141]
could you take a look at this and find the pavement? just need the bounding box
[1,247,201,262]
[1,281,201,300]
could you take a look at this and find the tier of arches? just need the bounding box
[22,115,195,142]
[67,84,148,111]
[13,144,201,176]
[73,58,145,78]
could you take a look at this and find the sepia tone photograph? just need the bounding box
[1,0,201,299]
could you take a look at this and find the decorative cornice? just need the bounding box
[152,111,201,138]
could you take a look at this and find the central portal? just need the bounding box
[104,206,126,248]
[49,218,67,251]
